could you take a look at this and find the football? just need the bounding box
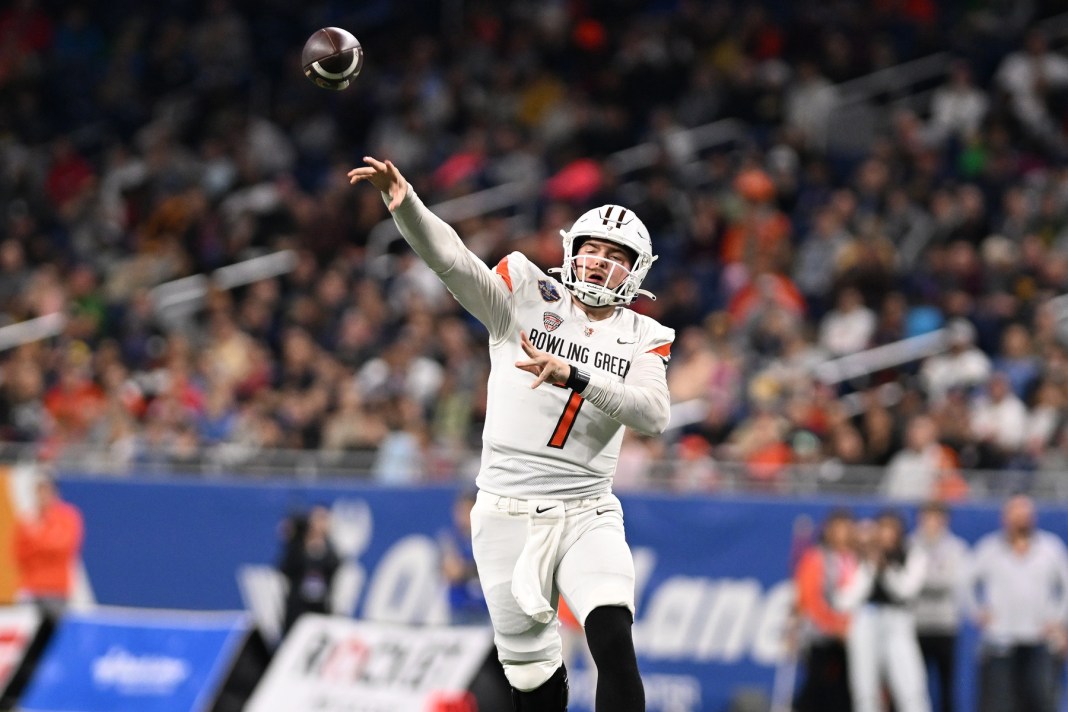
[302,27,363,91]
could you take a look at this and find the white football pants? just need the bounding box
[470,490,635,691]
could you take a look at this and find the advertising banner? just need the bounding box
[18,608,249,712]
[55,475,1068,712]
[0,605,40,693]
[246,615,493,712]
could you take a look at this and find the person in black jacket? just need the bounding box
[277,504,340,636]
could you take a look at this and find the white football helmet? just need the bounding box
[553,205,658,308]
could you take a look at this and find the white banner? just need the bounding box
[0,604,41,692]
[246,615,494,712]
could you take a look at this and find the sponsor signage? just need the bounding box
[57,477,1053,712]
[246,615,493,712]
[0,605,40,692]
[18,608,248,712]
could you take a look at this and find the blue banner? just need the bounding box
[53,475,1068,712]
[18,608,248,712]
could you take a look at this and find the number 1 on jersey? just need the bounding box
[548,390,584,448]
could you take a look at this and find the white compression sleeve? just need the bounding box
[579,352,671,436]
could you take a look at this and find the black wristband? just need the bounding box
[564,365,591,393]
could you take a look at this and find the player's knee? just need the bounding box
[508,663,568,711]
[503,659,561,692]
[585,605,636,663]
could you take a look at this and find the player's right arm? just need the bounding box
[348,157,512,339]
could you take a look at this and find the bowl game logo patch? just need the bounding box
[538,280,561,302]
[543,312,563,332]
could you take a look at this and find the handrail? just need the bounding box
[366,119,749,258]
[812,329,948,385]
[150,249,298,319]
[362,31,1015,261]
[0,313,68,352]
[0,251,298,353]
[366,182,532,257]
[12,441,1065,501]
[834,52,953,105]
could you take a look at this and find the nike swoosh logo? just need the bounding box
[596,508,612,515]
[535,505,557,514]
[617,337,638,344]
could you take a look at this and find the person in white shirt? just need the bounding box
[837,511,932,712]
[785,60,838,152]
[910,501,971,712]
[966,495,1068,712]
[349,157,674,712]
[881,415,952,502]
[920,318,992,404]
[996,30,1068,151]
[927,60,989,145]
[818,286,876,357]
[970,371,1029,471]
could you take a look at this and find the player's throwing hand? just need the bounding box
[515,331,570,389]
[347,157,409,211]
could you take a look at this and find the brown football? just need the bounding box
[302,27,363,91]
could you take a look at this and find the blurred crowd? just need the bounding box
[2,0,1068,496]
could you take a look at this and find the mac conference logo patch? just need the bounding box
[543,312,563,331]
[538,280,561,302]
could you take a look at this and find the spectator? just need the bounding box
[837,511,932,712]
[614,432,667,491]
[969,372,1029,471]
[277,505,340,636]
[320,383,389,454]
[920,319,993,404]
[13,473,84,619]
[818,286,876,358]
[42,345,106,445]
[927,60,989,145]
[792,206,852,318]
[910,501,970,712]
[794,508,856,712]
[785,60,837,153]
[855,390,900,467]
[371,396,432,485]
[992,323,1041,401]
[995,29,1068,152]
[966,495,1068,712]
[1025,379,1066,472]
[356,332,444,411]
[881,415,959,502]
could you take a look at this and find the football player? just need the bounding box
[350,157,674,712]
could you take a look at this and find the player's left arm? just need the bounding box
[516,329,673,435]
[580,349,671,435]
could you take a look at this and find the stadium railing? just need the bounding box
[6,442,1063,502]
[363,118,750,260]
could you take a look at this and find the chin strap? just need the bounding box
[636,288,657,301]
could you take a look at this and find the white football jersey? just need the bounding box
[480,252,674,499]
[387,189,674,501]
